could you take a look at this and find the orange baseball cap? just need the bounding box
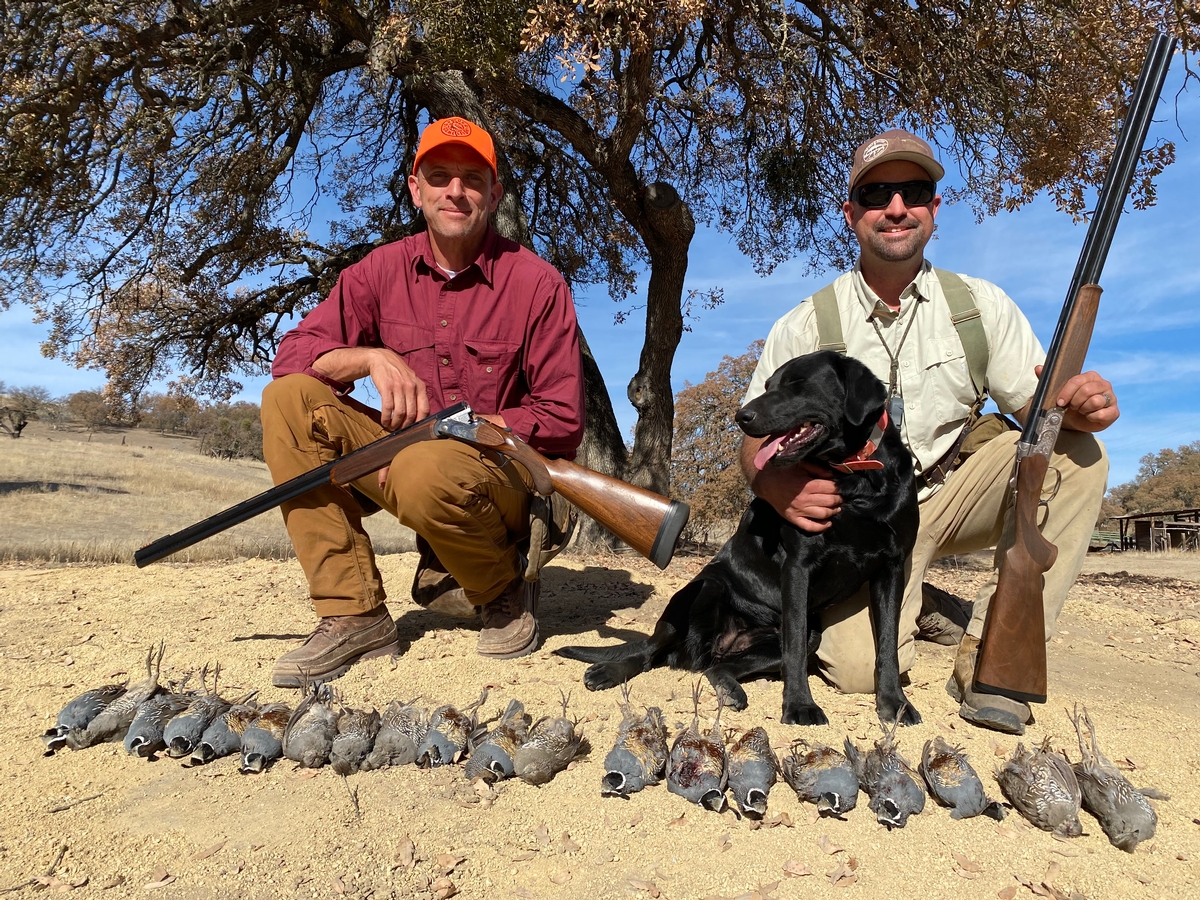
[412,117,498,179]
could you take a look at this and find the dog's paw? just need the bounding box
[781,702,829,727]
[706,675,748,711]
[877,698,922,726]
[582,664,624,692]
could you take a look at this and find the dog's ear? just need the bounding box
[840,356,888,427]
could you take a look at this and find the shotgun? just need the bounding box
[134,402,690,570]
[972,31,1177,704]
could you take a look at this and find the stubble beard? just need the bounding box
[864,224,925,263]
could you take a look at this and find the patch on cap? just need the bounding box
[439,119,474,138]
[862,138,890,164]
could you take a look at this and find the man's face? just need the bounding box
[408,144,503,244]
[842,160,941,266]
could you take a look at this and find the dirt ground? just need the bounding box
[1,549,1197,900]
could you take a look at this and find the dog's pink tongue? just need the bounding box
[753,435,785,471]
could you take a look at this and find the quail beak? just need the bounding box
[817,792,847,818]
[742,790,768,819]
[700,789,728,813]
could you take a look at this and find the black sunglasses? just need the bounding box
[851,180,936,209]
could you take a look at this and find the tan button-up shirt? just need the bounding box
[744,260,1044,499]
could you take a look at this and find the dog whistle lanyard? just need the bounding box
[870,302,919,429]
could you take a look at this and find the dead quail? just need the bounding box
[514,690,586,786]
[726,726,778,819]
[464,698,531,783]
[600,684,668,798]
[43,681,127,755]
[362,698,428,770]
[920,736,1005,821]
[283,682,339,769]
[330,706,381,776]
[240,703,291,773]
[996,737,1082,837]
[66,643,165,749]
[845,710,926,829]
[1068,705,1160,851]
[164,664,233,759]
[781,739,860,818]
[189,699,258,766]
[666,683,728,813]
[417,689,488,769]
[125,689,194,758]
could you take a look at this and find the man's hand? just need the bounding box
[312,347,430,431]
[740,436,842,532]
[1034,365,1119,433]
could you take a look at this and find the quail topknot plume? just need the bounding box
[362,698,428,770]
[283,682,340,769]
[666,683,728,813]
[330,705,381,776]
[43,680,128,755]
[996,737,1083,837]
[65,643,166,750]
[726,726,778,819]
[163,664,232,759]
[781,739,860,818]
[189,698,258,767]
[920,736,1005,821]
[1068,705,1162,851]
[600,683,668,799]
[464,698,531,783]
[417,689,488,769]
[845,707,926,829]
[513,690,586,786]
[240,703,291,773]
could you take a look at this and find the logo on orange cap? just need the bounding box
[412,117,498,179]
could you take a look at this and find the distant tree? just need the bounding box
[671,341,762,543]
[66,390,112,432]
[195,401,264,461]
[1107,441,1200,515]
[0,383,50,438]
[141,392,201,435]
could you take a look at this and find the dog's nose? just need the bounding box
[735,407,755,427]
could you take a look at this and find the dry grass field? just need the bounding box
[0,427,1197,900]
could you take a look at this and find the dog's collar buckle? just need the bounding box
[829,410,888,474]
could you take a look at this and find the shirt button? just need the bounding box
[486,366,493,373]
[903,360,911,368]
[946,349,953,357]
[449,394,456,401]
[441,320,448,327]
[441,358,450,366]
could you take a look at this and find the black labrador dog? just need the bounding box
[557,351,921,726]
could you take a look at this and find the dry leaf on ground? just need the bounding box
[783,859,813,877]
[818,835,845,855]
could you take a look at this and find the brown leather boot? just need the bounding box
[272,604,399,688]
[916,583,972,645]
[477,576,540,659]
[411,536,478,619]
[946,634,1032,735]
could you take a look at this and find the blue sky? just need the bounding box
[1,57,1196,490]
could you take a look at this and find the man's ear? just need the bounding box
[841,356,887,427]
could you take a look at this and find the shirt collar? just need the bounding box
[851,259,935,322]
[412,226,498,287]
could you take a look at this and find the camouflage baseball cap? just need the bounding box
[849,129,944,192]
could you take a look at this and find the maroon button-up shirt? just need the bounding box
[272,228,585,456]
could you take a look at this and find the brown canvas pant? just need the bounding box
[816,429,1108,693]
[261,374,533,618]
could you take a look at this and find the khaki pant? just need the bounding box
[816,429,1108,693]
[261,374,533,618]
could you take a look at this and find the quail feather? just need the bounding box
[125,690,195,758]
[666,683,728,813]
[417,689,488,769]
[330,706,382,776]
[996,737,1082,837]
[514,691,586,786]
[66,643,166,750]
[600,684,668,798]
[781,739,860,818]
[1068,705,1162,851]
[284,682,339,769]
[845,710,926,829]
[164,664,233,759]
[43,681,127,755]
[362,698,428,770]
[919,736,1005,821]
[726,726,779,819]
[240,703,291,773]
[464,698,531,783]
[189,699,258,766]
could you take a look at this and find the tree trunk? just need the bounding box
[625,182,695,494]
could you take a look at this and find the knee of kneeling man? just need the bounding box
[1057,430,1109,482]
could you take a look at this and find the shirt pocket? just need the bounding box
[463,338,521,412]
[922,335,978,422]
[379,319,435,388]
